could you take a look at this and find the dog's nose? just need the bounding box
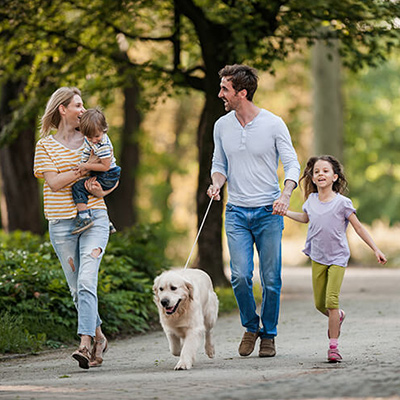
[161,299,169,308]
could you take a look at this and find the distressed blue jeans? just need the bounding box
[225,204,284,339]
[49,209,110,337]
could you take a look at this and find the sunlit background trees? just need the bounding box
[1,0,400,352]
[1,0,400,280]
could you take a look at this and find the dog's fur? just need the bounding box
[153,268,219,370]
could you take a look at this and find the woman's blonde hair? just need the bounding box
[40,87,81,137]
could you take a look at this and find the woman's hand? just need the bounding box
[84,177,119,198]
[84,177,104,197]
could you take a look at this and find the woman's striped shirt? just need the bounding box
[34,135,107,220]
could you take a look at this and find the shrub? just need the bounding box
[0,224,168,354]
[0,312,46,354]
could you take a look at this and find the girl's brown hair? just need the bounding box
[40,87,81,137]
[299,155,348,200]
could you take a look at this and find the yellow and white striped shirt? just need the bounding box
[34,135,107,220]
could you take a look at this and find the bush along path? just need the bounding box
[0,225,168,354]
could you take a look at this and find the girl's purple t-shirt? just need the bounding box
[302,192,356,267]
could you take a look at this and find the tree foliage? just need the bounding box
[2,0,398,134]
[1,0,399,279]
[344,55,400,225]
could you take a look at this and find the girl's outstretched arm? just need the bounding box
[285,210,309,223]
[348,213,387,264]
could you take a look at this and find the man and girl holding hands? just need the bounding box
[34,64,386,369]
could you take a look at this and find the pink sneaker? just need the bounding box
[327,347,342,363]
[328,309,346,338]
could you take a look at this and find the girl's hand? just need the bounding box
[272,194,290,216]
[375,250,387,265]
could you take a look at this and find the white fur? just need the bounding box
[153,269,219,370]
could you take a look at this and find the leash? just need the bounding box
[183,196,214,270]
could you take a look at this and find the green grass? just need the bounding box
[215,283,262,314]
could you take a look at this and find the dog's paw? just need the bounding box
[205,344,215,358]
[174,360,192,370]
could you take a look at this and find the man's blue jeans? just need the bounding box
[49,209,110,337]
[225,204,283,339]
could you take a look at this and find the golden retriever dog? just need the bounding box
[153,268,219,370]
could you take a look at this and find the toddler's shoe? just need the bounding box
[327,347,342,363]
[72,215,94,235]
[109,221,117,234]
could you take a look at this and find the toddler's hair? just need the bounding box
[299,155,348,199]
[80,108,108,138]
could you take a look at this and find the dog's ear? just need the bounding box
[152,276,160,301]
[152,276,160,293]
[184,280,194,301]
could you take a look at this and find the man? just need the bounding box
[207,64,300,357]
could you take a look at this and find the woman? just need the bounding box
[34,87,113,369]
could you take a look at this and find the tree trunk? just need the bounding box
[311,36,343,160]
[173,0,233,285]
[106,84,141,229]
[195,88,229,287]
[0,80,43,234]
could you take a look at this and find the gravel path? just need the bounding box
[0,267,399,400]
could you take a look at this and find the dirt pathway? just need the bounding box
[0,267,399,400]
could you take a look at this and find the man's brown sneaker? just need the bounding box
[238,331,259,356]
[259,338,276,357]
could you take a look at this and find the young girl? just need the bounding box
[284,155,387,363]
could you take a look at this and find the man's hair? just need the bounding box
[80,108,108,138]
[218,64,258,101]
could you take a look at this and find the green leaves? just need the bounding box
[344,55,400,224]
